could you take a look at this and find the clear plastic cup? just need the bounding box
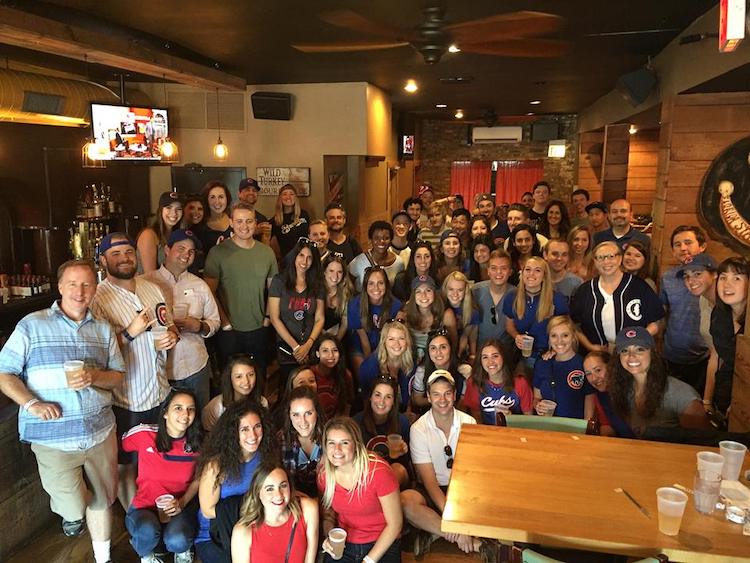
[521,335,534,358]
[537,399,557,417]
[155,494,174,524]
[693,470,721,514]
[172,303,188,320]
[328,527,347,560]
[719,441,747,481]
[63,360,84,388]
[656,487,688,535]
[151,326,169,350]
[696,451,724,475]
[386,434,404,458]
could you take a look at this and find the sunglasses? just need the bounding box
[298,236,319,248]
[444,444,454,469]
[429,326,450,339]
[490,306,497,325]
[365,265,385,273]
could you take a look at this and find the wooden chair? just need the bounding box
[496,413,600,435]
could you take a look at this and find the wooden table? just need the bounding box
[441,425,750,562]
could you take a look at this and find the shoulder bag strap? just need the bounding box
[285,519,299,563]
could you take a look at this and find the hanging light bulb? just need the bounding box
[82,138,105,168]
[212,88,228,161]
[159,76,179,163]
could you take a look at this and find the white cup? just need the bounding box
[328,527,347,560]
[696,451,724,475]
[719,441,747,481]
[63,360,84,388]
[521,335,535,358]
[172,303,189,320]
[537,399,557,417]
[656,487,688,536]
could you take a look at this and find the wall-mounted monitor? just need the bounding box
[90,103,169,161]
[401,134,415,159]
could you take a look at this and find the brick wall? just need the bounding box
[416,115,579,201]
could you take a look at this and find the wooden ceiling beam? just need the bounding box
[0,6,246,91]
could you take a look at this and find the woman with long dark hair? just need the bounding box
[278,386,326,498]
[434,230,463,284]
[709,256,749,415]
[322,253,354,341]
[607,327,709,437]
[318,417,402,563]
[269,238,325,377]
[411,328,464,410]
[203,354,267,431]
[310,335,353,419]
[469,215,492,240]
[621,239,656,291]
[391,240,437,302]
[123,389,202,563]
[231,462,319,563]
[198,180,233,253]
[404,275,457,363]
[137,191,184,273]
[537,199,571,241]
[465,234,495,283]
[195,400,274,563]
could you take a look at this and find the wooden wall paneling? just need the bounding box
[729,333,750,432]
[601,123,630,201]
[674,92,750,106]
[670,131,750,161]
[671,104,750,133]
[577,131,603,198]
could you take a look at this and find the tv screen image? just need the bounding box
[90,103,169,161]
[402,135,415,156]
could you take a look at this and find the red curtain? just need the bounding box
[450,160,492,209]
[495,160,544,204]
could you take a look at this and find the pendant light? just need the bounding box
[81,55,105,168]
[212,88,228,161]
[160,75,179,162]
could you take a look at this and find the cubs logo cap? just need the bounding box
[167,228,203,250]
[158,190,183,208]
[411,274,437,291]
[615,326,655,354]
[676,253,717,278]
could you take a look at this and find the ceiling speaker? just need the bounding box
[251,92,292,120]
[616,68,657,107]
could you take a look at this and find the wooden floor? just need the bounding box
[7,506,481,563]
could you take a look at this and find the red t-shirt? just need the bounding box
[122,424,199,509]
[317,457,399,544]
[250,512,308,563]
[311,365,354,420]
[463,375,533,422]
[593,394,611,427]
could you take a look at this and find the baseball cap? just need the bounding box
[98,232,135,256]
[676,253,717,278]
[440,230,460,244]
[615,326,655,353]
[476,193,494,204]
[411,274,437,291]
[586,201,608,213]
[158,191,183,208]
[239,178,260,192]
[426,369,455,388]
[167,228,203,250]
[418,184,433,197]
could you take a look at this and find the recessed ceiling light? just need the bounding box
[404,79,418,93]
[529,100,542,105]
[436,104,447,108]
[454,110,464,119]
[448,44,461,53]
[527,112,535,116]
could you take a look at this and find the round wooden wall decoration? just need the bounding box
[700,135,750,252]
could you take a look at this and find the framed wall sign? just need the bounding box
[256,167,311,196]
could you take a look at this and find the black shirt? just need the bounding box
[271,210,310,258]
[327,236,362,265]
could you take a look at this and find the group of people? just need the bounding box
[0,176,747,563]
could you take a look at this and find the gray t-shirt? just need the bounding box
[628,376,700,436]
[472,281,513,345]
[553,272,583,300]
[268,274,324,351]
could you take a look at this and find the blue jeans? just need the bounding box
[324,538,401,563]
[125,502,197,557]
[194,539,231,563]
[170,362,211,411]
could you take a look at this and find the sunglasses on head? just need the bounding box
[298,236,319,248]
[365,265,385,273]
[429,326,450,339]
[444,444,454,469]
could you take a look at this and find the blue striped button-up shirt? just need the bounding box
[0,301,125,451]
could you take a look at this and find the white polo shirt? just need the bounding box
[410,408,476,486]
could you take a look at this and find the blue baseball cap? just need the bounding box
[615,326,655,353]
[676,253,717,278]
[411,274,437,291]
[167,229,202,250]
[98,232,135,256]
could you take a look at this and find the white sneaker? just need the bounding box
[140,555,164,563]
[174,551,193,563]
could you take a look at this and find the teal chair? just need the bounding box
[496,413,599,435]
[522,548,665,562]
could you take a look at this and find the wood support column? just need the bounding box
[601,123,630,202]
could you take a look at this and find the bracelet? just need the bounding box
[221,323,233,331]
[293,344,301,353]
[363,556,376,563]
[122,329,135,342]
[22,398,39,412]
[702,400,712,405]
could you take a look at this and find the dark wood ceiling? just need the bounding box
[4,0,717,120]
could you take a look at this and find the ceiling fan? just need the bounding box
[291,6,570,64]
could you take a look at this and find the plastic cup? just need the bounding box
[656,487,688,536]
[696,451,724,475]
[693,470,722,514]
[537,399,557,417]
[386,434,404,459]
[151,326,169,350]
[719,441,747,481]
[172,303,188,320]
[521,335,534,358]
[63,360,84,387]
[328,527,347,560]
[155,494,174,524]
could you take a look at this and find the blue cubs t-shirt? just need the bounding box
[502,290,569,354]
[533,354,594,419]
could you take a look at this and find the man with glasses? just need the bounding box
[142,229,220,409]
[473,250,514,345]
[571,241,662,353]
[204,202,278,372]
[401,370,482,558]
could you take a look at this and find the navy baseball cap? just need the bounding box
[440,229,460,244]
[98,232,135,256]
[158,190,183,208]
[676,253,717,278]
[411,274,437,291]
[167,229,203,250]
[615,326,655,353]
[586,201,608,213]
[239,178,260,192]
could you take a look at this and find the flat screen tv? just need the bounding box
[401,134,415,159]
[90,103,169,161]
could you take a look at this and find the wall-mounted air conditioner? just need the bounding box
[471,126,523,144]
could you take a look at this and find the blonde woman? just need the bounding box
[441,271,479,363]
[270,184,310,258]
[567,224,594,281]
[318,417,402,563]
[231,462,318,563]
[502,256,569,367]
[359,320,415,412]
[322,253,353,341]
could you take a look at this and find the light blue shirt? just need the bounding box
[0,301,125,451]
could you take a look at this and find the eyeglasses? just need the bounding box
[444,444,454,469]
[298,236,319,248]
[594,253,620,263]
[490,306,497,325]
